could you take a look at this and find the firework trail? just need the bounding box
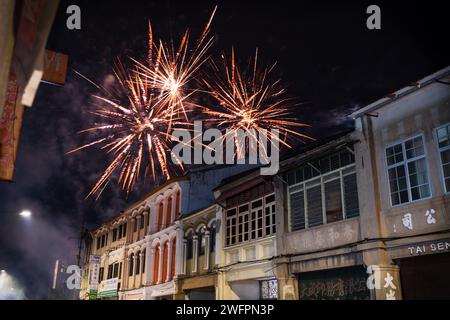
[201,48,313,160]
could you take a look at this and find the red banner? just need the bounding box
[0,73,24,181]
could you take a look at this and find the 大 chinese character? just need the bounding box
[384,272,397,290]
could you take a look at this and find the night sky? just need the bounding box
[0,0,449,299]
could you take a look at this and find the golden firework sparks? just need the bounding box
[68,8,217,198]
[201,48,314,160]
[67,68,189,198]
[132,6,217,130]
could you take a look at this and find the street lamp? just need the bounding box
[18,210,32,218]
[1,270,5,274]
[0,210,32,218]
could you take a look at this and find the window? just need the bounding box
[122,223,127,238]
[135,251,141,275]
[260,279,278,300]
[112,228,117,242]
[209,225,216,252]
[170,238,176,280]
[134,218,138,232]
[238,205,249,243]
[98,233,108,248]
[140,215,145,229]
[175,190,181,220]
[225,193,275,246]
[153,244,160,283]
[343,173,359,218]
[265,194,276,235]
[118,225,123,239]
[186,236,193,259]
[226,208,237,246]
[113,263,119,278]
[288,148,359,231]
[325,178,342,223]
[437,124,450,193]
[107,264,113,279]
[166,196,173,225]
[306,184,322,227]
[386,135,431,205]
[162,242,169,282]
[99,267,104,281]
[128,254,134,277]
[157,202,164,231]
[142,249,146,273]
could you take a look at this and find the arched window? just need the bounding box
[185,234,193,259]
[153,244,160,284]
[166,195,173,225]
[139,214,145,229]
[209,224,216,253]
[157,202,164,231]
[142,249,146,273]
[135,251,141,275]
[175,190,181,220]
[128,253,134,277]
[162,241,169,282]
[170,237,176,280]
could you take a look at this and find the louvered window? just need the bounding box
[288,147,359,231]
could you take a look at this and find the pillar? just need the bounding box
[143,242,151,286]
[204,230,211,271]
[166,240,174,282]
[192,235,198,273]
[273,258,298,300]
[158,243,164,284]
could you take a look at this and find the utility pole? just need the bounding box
[72,211,87,300]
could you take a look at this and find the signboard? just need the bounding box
[88,255,101,295]
[299,266,370,300]
[0,72,24,181]
[89,255,101,263]
[42,50,68,85]
[98,278,119,299]
[12,0,60,106]
[407,239,450,256]
[88,290,98,300]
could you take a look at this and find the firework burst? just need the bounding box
[201,48,313,159]
[132,6,217,129]
[67,68,189,199]
[68,8,217,198]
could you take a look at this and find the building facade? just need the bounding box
[274,131,370,300]
[80,164,256,300]
[176,205,218,299]
[214,170,278,300]
[80,66,450,300]
[272,65,450,300]
[350,66,450,299]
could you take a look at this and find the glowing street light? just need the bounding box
[1,270,5,274]
[18,210,32,218]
